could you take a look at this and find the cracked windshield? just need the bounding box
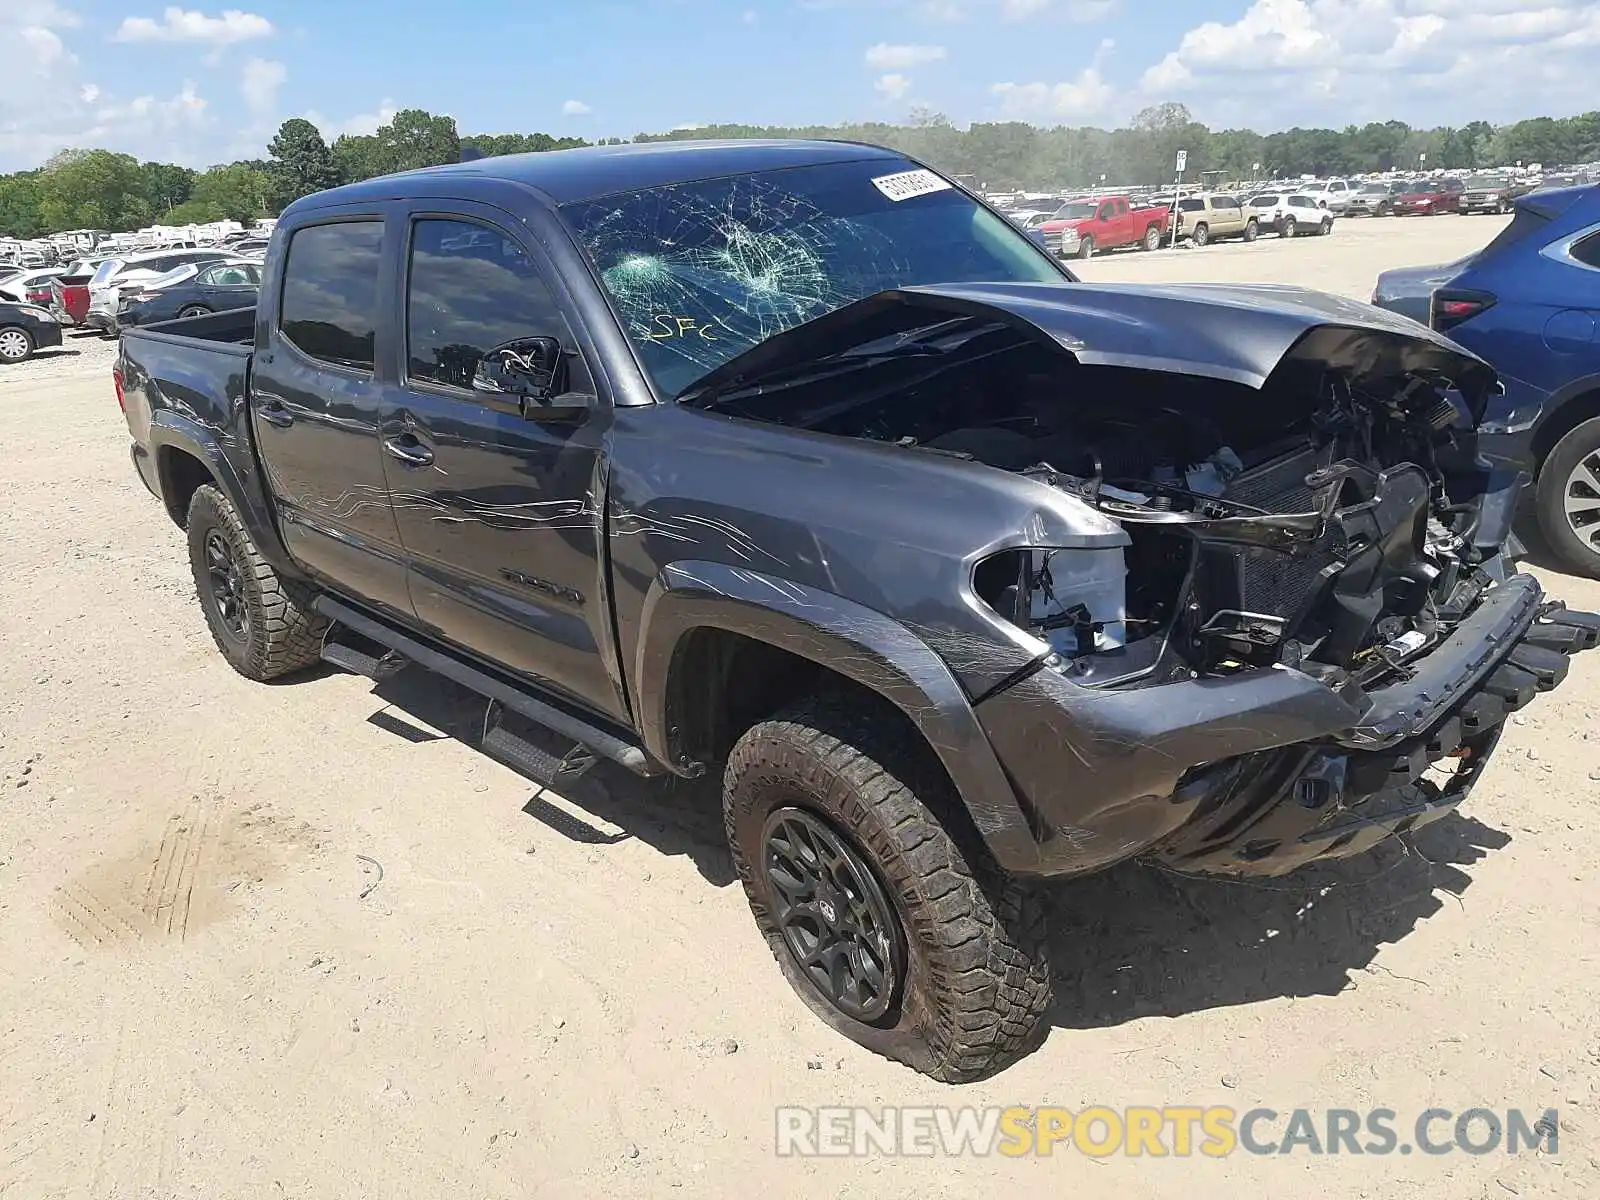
[560,158,1060,396]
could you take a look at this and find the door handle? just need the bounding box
[257,399,294,427]
[383,435,435,467]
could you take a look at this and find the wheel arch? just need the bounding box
[636,561,1042,872]
[1530,377,1600,471]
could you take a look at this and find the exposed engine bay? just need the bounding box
[697,314,1517,694]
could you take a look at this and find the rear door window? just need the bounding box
[279,221,383,372]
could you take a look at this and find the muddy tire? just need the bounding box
[723,695,1052,1083]
[186,484,328,680]
[1537,417,1600,579]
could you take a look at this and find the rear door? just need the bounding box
[1213,195,1244,236]
[249,209,413,617]
[195,262,260,310]
[375,204,624,722]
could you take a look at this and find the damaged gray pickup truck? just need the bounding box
[118,140,1600,1082]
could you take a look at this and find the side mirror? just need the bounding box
[473,337,590,420]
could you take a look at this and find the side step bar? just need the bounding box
[314,595,659,778]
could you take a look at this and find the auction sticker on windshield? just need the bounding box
[871,169,953,202]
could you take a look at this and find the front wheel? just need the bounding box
[1319,217,1333,236]
[1536,418,1600,578]
[1242,219,1259,242]
[724,696,1052,1082]
[0,326,36,364]
[1191,223,1210,247]
[186,484,329,680]
[1077,236,1095,260]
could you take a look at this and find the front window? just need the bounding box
[561,158,1063,397]
[1466,176,1499,189]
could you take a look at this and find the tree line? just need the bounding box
[3,102,1598,240]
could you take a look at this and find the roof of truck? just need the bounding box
[302,139,906,210]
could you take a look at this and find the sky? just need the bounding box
[4,0,1599,172]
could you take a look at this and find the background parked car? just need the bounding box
[1461,175,1524,215]
[1173,193,1260,245]
[49,258,108,327]
[0,267,64,305]
[85,249,241,335]
[1345,180,1407,217]
[1393,177,1466,215]
[1248,193,1333,237]
[0,300,64,364]
[117,260,262,328]
[1372,184,1600,576]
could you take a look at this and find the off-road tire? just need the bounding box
[724,695,1053,1083]
[186,484,327,679]
[1536,417,1600,579]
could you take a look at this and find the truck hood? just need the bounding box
[679,280,1497,405]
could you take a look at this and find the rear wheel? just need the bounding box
[724,695,1053,1082]
[1142,224,1162,251]
[1280,215,1298,238]
[177,304,211,319]
[1077,236,1095,260]
[1191,222,1210,247]
[1537,417,1600,578]
[0,326,33,364]
[186,484,328,679]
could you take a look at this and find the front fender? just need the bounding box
[635,560,1042,873]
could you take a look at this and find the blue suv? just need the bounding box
[1374,185,1600,576]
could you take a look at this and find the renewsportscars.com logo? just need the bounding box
[775,1106,1561,1158]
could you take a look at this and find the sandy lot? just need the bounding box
[4,215,1599,1199]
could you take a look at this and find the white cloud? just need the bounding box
[1001,0,1049,17]
[864,42,947,69]
[239,57,285,115]
[79,83,100,103]
[992,68,1114,120]
[304,100,398,141]
[1140,0,1600,124]
[1065,0,1119,18]
[561,99,592,116]
[114,7,273,45]
[875,72,914,101]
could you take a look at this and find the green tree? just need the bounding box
[0,172,47,238]
[190,163,274,222]
[39,149,151,232]
[141,161,196,216]
[267,118,340,204]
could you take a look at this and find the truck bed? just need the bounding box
[123,305,256,354]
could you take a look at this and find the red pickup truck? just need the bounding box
[1037,195,1172,259]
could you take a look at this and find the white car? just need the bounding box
[1247,193,1335,237]
[1311,179,1355,214]
[0,267,64,305]
[84,249,242,336]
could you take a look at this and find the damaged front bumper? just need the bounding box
[974,578,1600,879]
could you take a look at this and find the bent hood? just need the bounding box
[679,280,1498,405]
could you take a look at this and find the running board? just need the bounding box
[320,640,409,681]
[314,595,659,778]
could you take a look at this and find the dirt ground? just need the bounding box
[4,214,1599,1199]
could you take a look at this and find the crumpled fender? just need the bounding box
[635,559,1042,872]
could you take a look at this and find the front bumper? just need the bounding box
[972,575,1599,879]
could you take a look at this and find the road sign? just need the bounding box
[1175,150,1188,174]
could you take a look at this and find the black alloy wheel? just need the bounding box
[203,528,251,643]
[759,806,904,1022]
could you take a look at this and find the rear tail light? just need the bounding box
[1431,288,1497,333]
[25,289,51,304]
[112,365,125,412]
